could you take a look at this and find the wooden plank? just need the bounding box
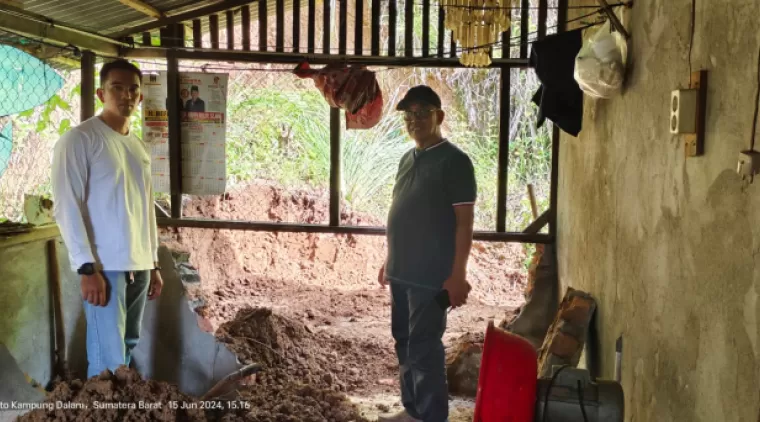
[276,0,284,52]
[210,14,220,49]
[404,0,413,56]
[0,225,59,249]
[496,66,510,232]
[307,0,316,53]
[80,51,95,122]
[523,211,549,234]
[259,0,267,51]
[422,0,429,57]
[226,10,235,50]
[520,0,529,59]
[118,0,163,18]
[142,31,152,46]
[293,0,301,52]
[167,46,183,217]
[339,0,347,54]
[323,0,330,53]
[329,107,341,226]
[46,239,66,379]
[156,218,555,243]
[371,0,381,55]
[388,0,397,56]
[549,0,567,237]
[192,19,202,48]
[111,0,257,38]
[355,0,363,55]
[170,48,531,67]
[241,5,251,50]
[437,3,444,57]
[538,0,548,39]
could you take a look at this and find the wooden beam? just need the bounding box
[520,0,529,59]
[81,51,95,122]
[355,0,364,55]
[388,0,397,56]
[323,0,330,54]
[293,0,301,52]
[118,0,164,19]
[371,0,381,55]
[523,210,550,234]
[538,0,548,39]
[329,108,341,226]
[259,0,268,51]
[404,0,413,56]
[550,0,567,237]
[339,0,347,54]
[110,0,257,38]
[437,4,444,57]
[226,10,235,50]
[422,0,430,57]
[241,5,251,50]
[276,0,285,52]
[307,0,316,53]
[125,47,532,68]
[210,14,220,49]
[0,225,59,249]
[0,10,121,56]
[193,19,202,48]
[496,66,510,232]
[167,49,183,218]
[156,218,555,243]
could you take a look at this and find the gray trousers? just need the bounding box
[391,283,448,422]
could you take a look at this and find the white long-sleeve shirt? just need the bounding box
[51,116,158,272]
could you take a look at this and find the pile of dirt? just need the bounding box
[17,367,207,422]
[216,307,396,395]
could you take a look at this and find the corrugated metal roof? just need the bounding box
[18,0,222,35]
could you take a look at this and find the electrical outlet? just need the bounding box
[671,89,698,134]
[737,150,760,183]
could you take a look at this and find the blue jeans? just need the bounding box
[391,283,448,422]
[83,270,150,378]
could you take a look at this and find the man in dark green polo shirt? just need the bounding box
[377,85,477,422]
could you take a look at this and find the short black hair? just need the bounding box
[191,85,200,92]
[99,59,142,87]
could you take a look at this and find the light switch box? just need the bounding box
[671,89,698,134]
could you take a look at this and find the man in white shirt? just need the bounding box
[51,59,164,378]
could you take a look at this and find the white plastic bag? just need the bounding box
[574,21,628,99]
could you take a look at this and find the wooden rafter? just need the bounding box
[118,0,165,19]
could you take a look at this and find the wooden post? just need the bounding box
[339,0,347,54]
[520,0,529,59]
[323,0,331,54]
[549,0,568,237]
[193,19,202,48]
[404,0,413,56]
[242,6,251,50]
[259,0,268,51]
[371,0,381,55]
[538,0,548,39]
[422,0,430,57]
[80,50,95,122]
[308,0,316,53]
[329,108,341,226]
[226,10,235,50]
[355,0,363,55]
[142,31,152,46]
[166,25,184,218]
[388,0,397,56]
[210,14,220,49]
[293,0,301,52]
[437,5,445,57]
[276,0,285,52]
[496,66,510,232]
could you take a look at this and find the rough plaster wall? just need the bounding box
[558,1,760,421]
[0,238,87,386]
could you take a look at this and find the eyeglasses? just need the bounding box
[402,109,437,121]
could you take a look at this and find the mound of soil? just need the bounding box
[17,367,206,422]
[217,307,396,395]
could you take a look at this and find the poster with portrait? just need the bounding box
[141,71,228,195]
[141,72,170,193]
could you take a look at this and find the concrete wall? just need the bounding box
[558,1,760,421]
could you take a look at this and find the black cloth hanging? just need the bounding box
[530,29,584,137]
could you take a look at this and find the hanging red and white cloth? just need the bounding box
[293,61,384,130]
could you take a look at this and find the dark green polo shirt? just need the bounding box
[385,140,477,290]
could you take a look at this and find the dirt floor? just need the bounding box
[24,180,527,421]
[165,181,528,420]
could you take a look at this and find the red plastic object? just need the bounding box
[472,322,538,422]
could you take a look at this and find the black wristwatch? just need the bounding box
[77,263,96,275]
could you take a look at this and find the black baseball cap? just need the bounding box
[396,85,442,111]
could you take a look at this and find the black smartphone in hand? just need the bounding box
[435,289,450,310]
